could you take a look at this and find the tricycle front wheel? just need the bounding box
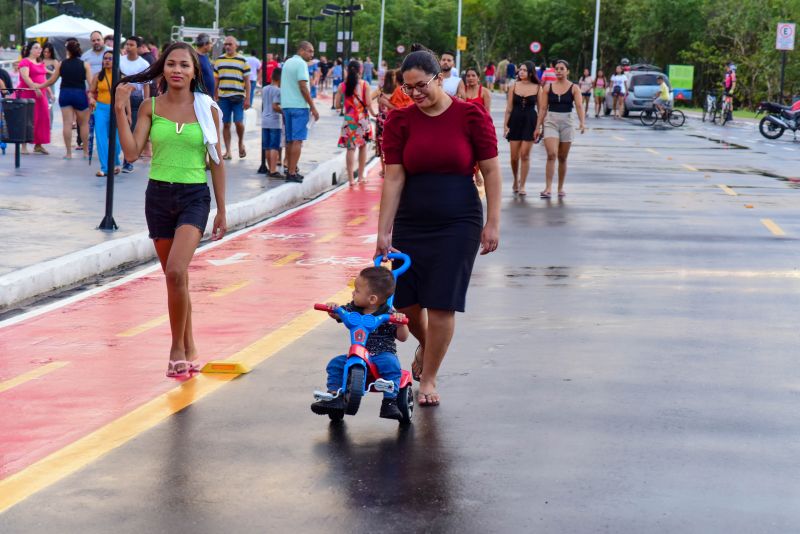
[344,366,365,415]
[397,385,414,425]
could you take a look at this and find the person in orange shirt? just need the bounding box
[389,69,414,109]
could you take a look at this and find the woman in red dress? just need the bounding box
[376,47,502,406]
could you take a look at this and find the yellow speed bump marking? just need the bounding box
[0,361,69,395]
[682,164,698,172]
[646,148,660,155]
[211,280,251,298]
[117,314,169,337]
[315,232,339,243]
[273,251,303,266]
[347,215,368,226]
[717,184,738,196]
[0,287,352,514]
[761,219,786,236]
[201,361,250,374]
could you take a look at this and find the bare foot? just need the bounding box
[417,379,440,406]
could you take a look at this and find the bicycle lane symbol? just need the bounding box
[295,256,373,267]
[249,233,316,241]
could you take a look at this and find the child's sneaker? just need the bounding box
[310,395,345,415]
[379,398,402,420]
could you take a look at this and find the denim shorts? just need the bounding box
[283,108,309,142]
[262,128,281,150]
[58,88,89,111]
[218,95,245,124]
[145,180,211,239]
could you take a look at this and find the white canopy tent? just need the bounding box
[25,14,115,40]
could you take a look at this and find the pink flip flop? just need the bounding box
[166,359,201,378]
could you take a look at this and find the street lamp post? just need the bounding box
[258,0,270,174]
[99,0,123,231]
[590,0,600,78]
[283,0,289,58]
[323,4,362,61]
[296,14,324,43]
[377,0,385,70]
[455,0,462,73]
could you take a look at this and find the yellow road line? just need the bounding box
[717,184,738,196]
[682,164,698,172]
[646,148,660,155]
[0,362,69,395]
[347,215,368,226]
[211,280,251,298]
[315,232,338,243]
[273,251,303,266]
[117,314,169,337]
[761,219,786,236]
[0,287,352,514]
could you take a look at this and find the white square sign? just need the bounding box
[777,22,795,50]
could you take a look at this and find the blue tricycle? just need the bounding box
[312,252,415,424]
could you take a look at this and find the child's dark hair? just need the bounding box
[359,266,395,301]
[272,67,281,82]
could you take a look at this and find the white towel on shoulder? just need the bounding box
[193,91,222,165]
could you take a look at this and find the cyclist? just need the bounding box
[722,63,736,120]
[653,75,670,117]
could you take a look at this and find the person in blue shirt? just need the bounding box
[311,266,410,420]
[194,33,215,96]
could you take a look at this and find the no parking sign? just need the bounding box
[776,22,795,50]
[529,41,542,54]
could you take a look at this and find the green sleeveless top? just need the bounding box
[149,97,207,184]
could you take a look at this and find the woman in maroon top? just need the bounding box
[377,47,501,406]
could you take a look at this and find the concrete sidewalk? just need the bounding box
[0,92,355,312]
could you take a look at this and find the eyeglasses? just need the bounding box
[401,74,438,95]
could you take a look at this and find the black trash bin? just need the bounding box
[1,98,35,144]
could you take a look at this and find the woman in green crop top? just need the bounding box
[116,42,227,378]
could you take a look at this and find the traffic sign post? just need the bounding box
[456,35,467,51]
[776,22,795,103]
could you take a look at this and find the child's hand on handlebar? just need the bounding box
[392,312,407,322]
[326,302,339,319]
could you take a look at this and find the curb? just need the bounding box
[0,150,348,311]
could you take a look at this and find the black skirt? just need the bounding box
[392,173,483,312]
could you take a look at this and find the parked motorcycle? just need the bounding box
[757,101,799,140]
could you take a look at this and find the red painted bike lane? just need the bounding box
[0,173,382,481]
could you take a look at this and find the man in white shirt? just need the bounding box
[245,51,261,107]
[439,50,465,99]
[119,35,150,172]
[81,31,110,75]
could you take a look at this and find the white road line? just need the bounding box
[782,147,795,152]
[764,143,776,147]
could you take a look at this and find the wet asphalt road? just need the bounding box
[2,97,800,532]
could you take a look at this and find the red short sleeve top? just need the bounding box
[382,97,498,176]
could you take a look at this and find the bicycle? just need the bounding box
[701,93,718,123]
[640,101,685,128]
[720,93,733,126]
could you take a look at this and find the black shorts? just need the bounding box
[145,179,211,239]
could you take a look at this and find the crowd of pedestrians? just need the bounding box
[2,29,613,404]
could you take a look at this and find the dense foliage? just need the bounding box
[1,0,797,106]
